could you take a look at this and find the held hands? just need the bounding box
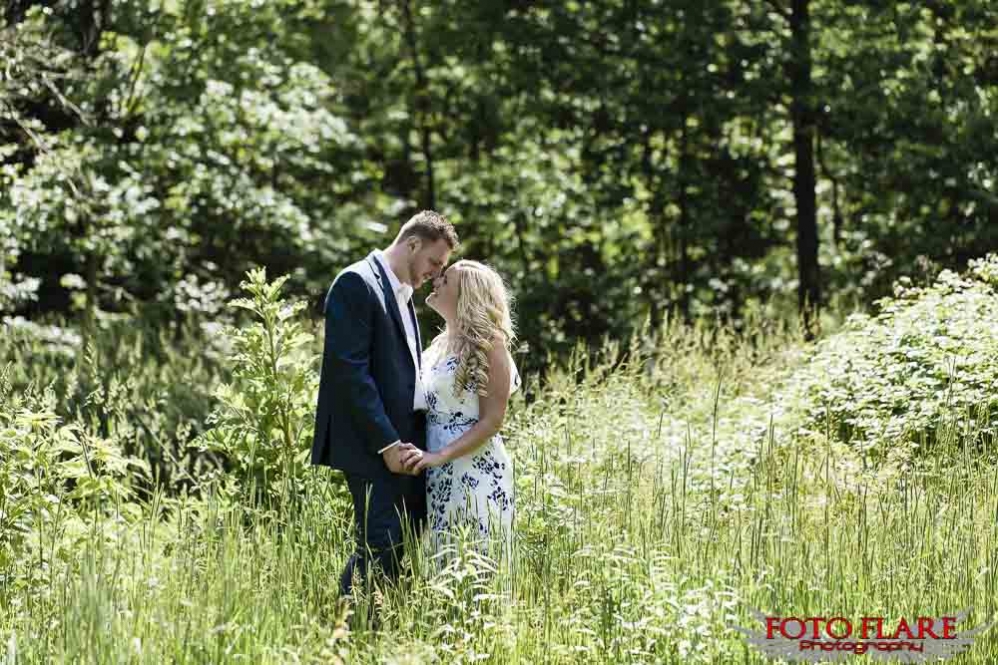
[382,443,421,475]
[381,443,447,475]
[400,447,447,474]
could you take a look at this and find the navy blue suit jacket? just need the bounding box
[311,252,425,479]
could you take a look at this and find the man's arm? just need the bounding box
[377,441,400,454]
[324,271,399,456]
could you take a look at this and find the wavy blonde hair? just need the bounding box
[430,260,515,397]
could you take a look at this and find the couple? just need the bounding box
[310,210,519,596]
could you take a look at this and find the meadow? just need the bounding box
[2,257,998,663]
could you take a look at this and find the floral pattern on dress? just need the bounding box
[423,347,518,551]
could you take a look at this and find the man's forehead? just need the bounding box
[433,242,452,261]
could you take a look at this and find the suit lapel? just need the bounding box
[367,253,413,365]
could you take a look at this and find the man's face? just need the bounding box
[407,237,452,288]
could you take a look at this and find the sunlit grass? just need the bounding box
[3,314,998,663]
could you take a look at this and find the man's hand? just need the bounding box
[382,442,420,475]
[397,444,426,473]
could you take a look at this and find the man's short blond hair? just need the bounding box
[396,210,459,250]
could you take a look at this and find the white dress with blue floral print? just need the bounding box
[423,344,519,552]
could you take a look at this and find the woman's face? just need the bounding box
[426,263,460,319]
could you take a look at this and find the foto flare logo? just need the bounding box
[733,607,992,662]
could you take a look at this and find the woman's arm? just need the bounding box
[408,339,512,472]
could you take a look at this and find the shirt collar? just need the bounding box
[374,249,413,302]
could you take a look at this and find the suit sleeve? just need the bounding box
[324,271,399,455]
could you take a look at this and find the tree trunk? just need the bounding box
[640,132,665,333]
[677,120,691,322]
[790,0,820,339]
[399,0,436,210]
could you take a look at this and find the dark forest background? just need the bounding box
[3,0,997,365]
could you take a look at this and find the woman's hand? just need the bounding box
[411,449,448,473]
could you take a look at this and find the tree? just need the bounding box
[2,1,368,330]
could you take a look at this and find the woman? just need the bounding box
[401,260,519,553]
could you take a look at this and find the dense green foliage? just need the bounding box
[193,267,328,506]
[791,254,998,463]
[0,365,146,608]
[3,0,996,362]
[0,311,227,491]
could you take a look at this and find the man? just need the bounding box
[311,210,458,596]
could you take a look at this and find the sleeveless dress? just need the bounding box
[422,344,519,553]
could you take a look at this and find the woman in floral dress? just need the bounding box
[401,260,519,554]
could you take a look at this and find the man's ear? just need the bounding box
[407,237,422,253]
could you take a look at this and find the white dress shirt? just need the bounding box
[373,250,426,454]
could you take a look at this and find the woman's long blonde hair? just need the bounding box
[431,260,515,397]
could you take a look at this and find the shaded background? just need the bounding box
[2,0,997,370]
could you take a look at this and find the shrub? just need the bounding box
[0,310,227,491]
[192,268,326,506]
[789,253,998,462]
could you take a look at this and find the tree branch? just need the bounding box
[763,0,791,23]
[122,42,148,122]
[40,75,92,127]
[398,0,436,209]
[815,131,843,245]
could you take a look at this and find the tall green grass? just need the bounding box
[0,311,229,493]
[4,258,998,663]
[3,313,997,663]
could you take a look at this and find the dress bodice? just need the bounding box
[422,345,520,425]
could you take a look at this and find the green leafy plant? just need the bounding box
[0,363,146,609]
[193,268,322,506]
[0,311,228,491]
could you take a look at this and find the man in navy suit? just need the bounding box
[311,210,458,596]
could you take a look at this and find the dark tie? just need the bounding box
[407,298,421,369]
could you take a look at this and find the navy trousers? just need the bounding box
[339,472,427,595]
